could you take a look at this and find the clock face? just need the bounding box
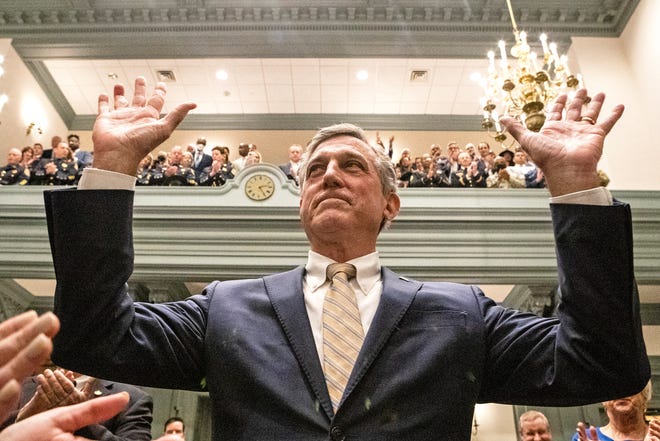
[245,174,275,201]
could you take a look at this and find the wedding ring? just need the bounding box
[580,116,596,125]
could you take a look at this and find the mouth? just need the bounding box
[314,194,350,209]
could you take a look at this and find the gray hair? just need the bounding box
[299,123,397,197]
[298,123,398,230]
[519,410,550,435]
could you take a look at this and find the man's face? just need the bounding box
[53,142,69,159]
[7,149,21,165]
[458,152,472,167]
[68,136,80,150]
[299,135,399,253]
[238,144,249,157]
[520,418,552,441]
[514,151,527,165]
[289,145,303,163]
[33,144,43,156]
[170,147,183,165]
[164,421,185,439]
[196,143,205,152]
[182,153,193,167]
[448,144,460,160]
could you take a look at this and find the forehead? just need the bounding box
[310,135,374,160]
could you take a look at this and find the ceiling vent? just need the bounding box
[156,70,177,82]
[409,70,429,82]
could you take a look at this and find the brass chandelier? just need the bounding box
[474,0,583,140]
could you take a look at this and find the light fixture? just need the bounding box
[474,0,583,141]
[356,69,369,81]
[26,122,43,135]
[215,69,228,81]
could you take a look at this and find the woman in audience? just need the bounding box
[136,154,154,186]
[573,381,652,441]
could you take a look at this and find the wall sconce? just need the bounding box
[26,122,43,135]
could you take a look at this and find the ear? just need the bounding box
[383,192,401,222]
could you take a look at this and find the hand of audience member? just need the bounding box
[91,77,196,176]
[646,419,660,441]
[44,162,57,175]
[575,421,601,441]
[0,311,60,422]
[16,369,92,422]
[501,89,624,197]
[164,165,179,177]
[0,392,129,441]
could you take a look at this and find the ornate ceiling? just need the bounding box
[0,0,641,130]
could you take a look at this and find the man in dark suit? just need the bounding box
[278,143,303,185]
[0,368,153,441]
[191,137,213,176]
[46,77,649,441]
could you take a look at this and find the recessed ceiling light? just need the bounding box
[216,70,228,80]
[107,72,118,79]
[356,69,369,81]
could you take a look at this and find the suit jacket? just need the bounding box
[45,189,650,441]
[192,152,213,175]
[0,376,153,441]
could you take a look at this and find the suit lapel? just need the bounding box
[263,267,334,420]
[263,266,421,418]
[343,267,421,400]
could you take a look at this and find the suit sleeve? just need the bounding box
[477,201,650,405]
[45,189,209,390]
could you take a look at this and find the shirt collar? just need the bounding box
[305,250,381,295]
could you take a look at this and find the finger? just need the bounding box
[565,88,589,121]
[0,311,38,339]
[598,104,625,135]
[0,313,59,365]
[97,92,110,115]
[132,76,147,108]
[49,392,129,433]
[113,84,129,110]
[0,334,52,387]
[146,81,168,114]
[160,102,197,133]
[581,92,605,122]
[499,116,527,143]
[546,94,568,122]
[588,426,598,440]
[0,379,21,422]
[52,370,76,395]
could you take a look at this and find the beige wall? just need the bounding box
[0,39,68,154]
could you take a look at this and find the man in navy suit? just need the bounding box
[46,77,649,441]
[191,137,213,176]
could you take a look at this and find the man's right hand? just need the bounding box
[91,77,196,176]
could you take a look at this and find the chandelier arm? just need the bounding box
[505,0,519,35]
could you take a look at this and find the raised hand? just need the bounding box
[0,392,129,441]
[646,419,660,441]
[500,89,624,196]
[576,421,602,441]
[91,77,196,176]
[0,312,59,422]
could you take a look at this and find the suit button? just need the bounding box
[330,426,345,441]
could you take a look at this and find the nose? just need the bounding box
[322,160,343,187]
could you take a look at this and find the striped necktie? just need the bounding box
[323,263,364,412]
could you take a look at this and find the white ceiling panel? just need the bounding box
[44,58,492,117]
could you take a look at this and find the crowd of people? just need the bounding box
[2,131,610,190]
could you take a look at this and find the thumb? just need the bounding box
[51,392,129,432]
